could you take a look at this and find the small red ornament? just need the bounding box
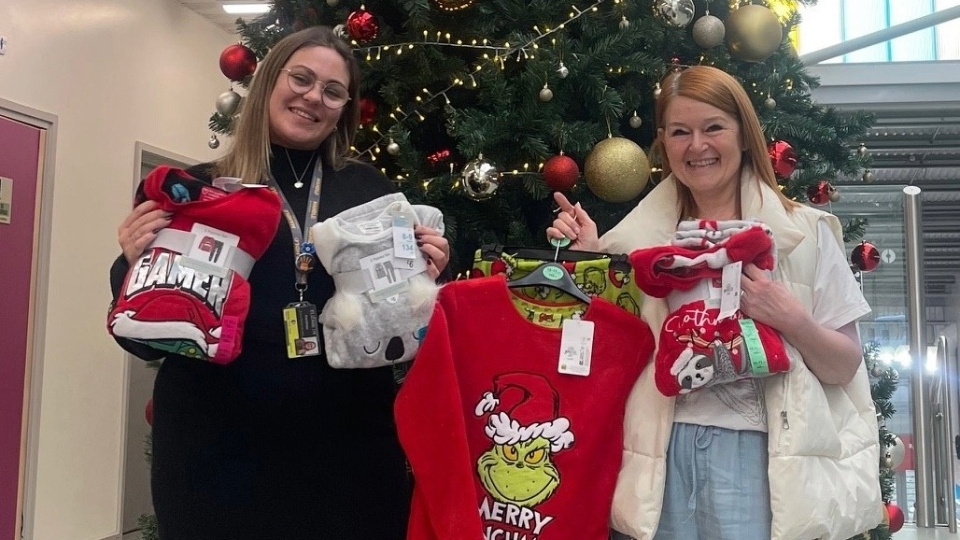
[427,149,452,167]
[806,181,835,206]
[768,140,797,179]
[358,98,377,125]
[886,502,904,533]
[219,43,258,82]
[851,242,881,273]
[542,154,580,192]
[145,398,154,427]
[346,9,379,43]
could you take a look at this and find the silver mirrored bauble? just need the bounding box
[619,17,630,30]
[629,115,643,129]
[863,171,875,183]
[387,141,400,155]
[461,156,501,201]
[557,62,569,78]
[539,87,554,102]
[652,0,695,29]
[764,97,777,110]
[333,24,348,40]
[216,90,242,116]
[857,144,868,157]
[208,134,220,149]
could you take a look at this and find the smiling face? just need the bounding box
[268,45,350,150]
[659,96,745,214]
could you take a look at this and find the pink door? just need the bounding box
[0,113,44,540]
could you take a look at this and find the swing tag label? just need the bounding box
[718,261,742,320]
[392,214,417,259]
[558,319,594,377]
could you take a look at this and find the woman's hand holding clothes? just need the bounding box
[415,225,450,280]
[740,262,863,385]
[118,200,172,265]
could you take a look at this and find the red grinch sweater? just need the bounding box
[395,275,654,540]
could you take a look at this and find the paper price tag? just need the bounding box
[718,261,742,320]
[392,214,417,259]
[558,319,594,377]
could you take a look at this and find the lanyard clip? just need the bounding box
[295,272,308,302]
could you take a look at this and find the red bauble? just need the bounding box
[851,242,881,272]
[358,98,377,125]
[346,9,379,43]
[768,140,798,179]
[886,502,905,533]
[145,398,154,427]
[807,180,835,206]
[427,149,452,167]
[219,43,258,82]
[542,154,580,191]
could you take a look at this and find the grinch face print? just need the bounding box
[473,372,573,537]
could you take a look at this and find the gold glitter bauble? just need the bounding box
[584,137,650,202]
[725,5,783,63]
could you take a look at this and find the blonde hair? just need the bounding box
[651,65,798,217]
[214,26,362,183]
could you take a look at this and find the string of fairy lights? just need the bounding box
[346,0,617,180]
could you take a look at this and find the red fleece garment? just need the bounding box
[395,276,654,540]
[108,166,281,364]
[654,300,790,396]
[628,226,774,298]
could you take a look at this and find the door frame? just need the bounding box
[117,142,198,537]
[0,98,58,540]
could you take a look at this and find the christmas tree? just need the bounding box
[210,0,874,274]
[169,1,891,539]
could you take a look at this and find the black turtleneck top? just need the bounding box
[110,147,407,540]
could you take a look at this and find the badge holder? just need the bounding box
[284,242,321,358]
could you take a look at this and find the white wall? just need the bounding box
[0,0,232,538]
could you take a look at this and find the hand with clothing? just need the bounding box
[117,200,171,265]
[739,262,805,331]
[577,65,881,540]
[415,224,450,279]
[108,26,419,540]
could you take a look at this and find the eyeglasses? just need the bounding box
[280,69,351,109]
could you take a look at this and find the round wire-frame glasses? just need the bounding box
[281,69,351,109]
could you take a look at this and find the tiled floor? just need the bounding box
[895,524,959,539]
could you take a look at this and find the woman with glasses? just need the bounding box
[110,26,449,540]
[548,66,882,539]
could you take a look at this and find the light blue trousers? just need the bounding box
[612,423,771,540]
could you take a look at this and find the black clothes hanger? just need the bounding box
[506,240,592,305]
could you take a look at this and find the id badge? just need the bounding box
[283,302,321,358]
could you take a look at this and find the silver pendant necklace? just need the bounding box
[284,148,317,189]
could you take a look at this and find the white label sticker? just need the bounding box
[718,261,743,320]
[356,220,385,235]
[359,248,404,291]
[558,319,595,377]
[179,223,240,277]
[392,214,417,259]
